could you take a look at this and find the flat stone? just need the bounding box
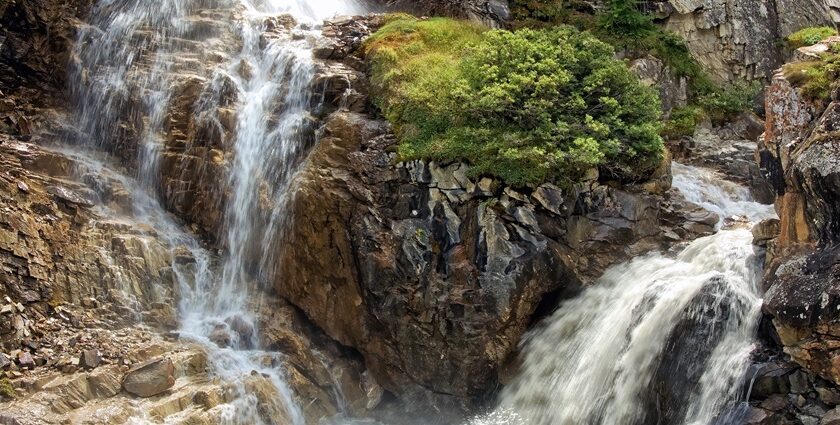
[46,186,94,207]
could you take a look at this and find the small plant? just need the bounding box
[0,377,15,400]
[787,26,838,48]
[697,80,761,123]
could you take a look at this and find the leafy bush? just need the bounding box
[661,105,705,139]
[697,80,761,123]
[366,16,664,186]
[787,27,838,48]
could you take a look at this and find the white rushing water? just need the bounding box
[475,164,777,425]
[68,0,366,423]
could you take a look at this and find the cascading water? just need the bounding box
[474,164,777,425]
[67,0,366,422]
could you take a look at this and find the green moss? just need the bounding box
[783,52,840,101]
[787,26,838,48]
[0,377,15,400]
[366,17,664,186]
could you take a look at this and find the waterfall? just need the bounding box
[67,0,366,422]
[474,164,777,425]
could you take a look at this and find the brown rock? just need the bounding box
[122,357,175,397]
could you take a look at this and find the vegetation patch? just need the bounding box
[509,0,760,131]
[783,47,840,101]
[787,26,839,48]
[0,377,15,400]
[661,105,705,139]
[365,16,664,186]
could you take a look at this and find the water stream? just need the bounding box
[474,164,777,425]
[67,0,365,423]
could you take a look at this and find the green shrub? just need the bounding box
[0,377,15,399]
[697,80,761,123]
[787,26,838,48]
[662,105,705,139]
[366,17,664,186]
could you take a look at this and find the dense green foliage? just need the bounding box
[510,0,759,132]
[661,105,705,139]
[366,16,664,185]
[787,27,838,48]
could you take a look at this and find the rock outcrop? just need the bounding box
[658,0,836,82]
[272,104,721,413]
[380,0,510,27]
[759,38,840,395]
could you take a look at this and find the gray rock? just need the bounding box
[79,349,101,369]
[824,407,840,425]
[47,186,95,207]
[818,386,840,406]
[532,183,565,216]
[16,352,34,369]
[122,357,175,397]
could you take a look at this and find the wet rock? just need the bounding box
[122,357,175,397]
[753,219,781,247]
[47,185,95,207]
[276,111,715,411]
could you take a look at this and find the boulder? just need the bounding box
[79,349,101,369]
[122,357,175,397]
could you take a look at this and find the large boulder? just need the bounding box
[122,357,176,398]
[272,111,712,414]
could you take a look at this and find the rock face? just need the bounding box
[0,0,91,94]
[659,0,836,82]
[381,0,510,26]
[272,109,718,411]
[760,39,840,390]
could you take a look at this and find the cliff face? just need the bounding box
[760,38,840,389]
[661,0,837,82]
